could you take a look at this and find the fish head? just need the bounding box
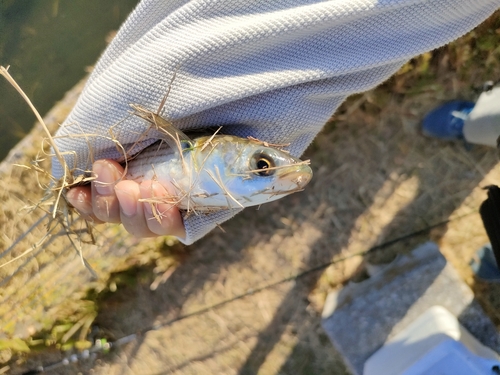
[219,141,313,206]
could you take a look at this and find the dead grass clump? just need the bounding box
[0,69,187,369]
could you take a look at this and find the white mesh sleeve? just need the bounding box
[53,0,499,244]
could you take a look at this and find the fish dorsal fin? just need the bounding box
[130,104,193,152]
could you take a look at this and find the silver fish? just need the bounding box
[125,106,312,212]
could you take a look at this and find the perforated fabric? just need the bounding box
[52,0,500,244]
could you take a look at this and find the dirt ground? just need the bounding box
[5,11,500,375]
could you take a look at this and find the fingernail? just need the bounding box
[143,201,153,215]
[93,160,120,196]
[115,187,137,217]
[142,182,165,216]
[66,188,92,215]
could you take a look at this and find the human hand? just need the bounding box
[65,159,186,239]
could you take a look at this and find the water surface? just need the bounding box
[0,0,139,160]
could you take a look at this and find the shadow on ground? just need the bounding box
[85,87,498,375]
[14,13,500,375]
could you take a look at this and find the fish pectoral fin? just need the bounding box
[130,104,194,152]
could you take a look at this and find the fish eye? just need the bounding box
[252,152,276,176]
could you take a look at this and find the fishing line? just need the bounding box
[21,211,476,374]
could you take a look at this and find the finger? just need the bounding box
[65,185,104,224]
[140,180,185,238]
[114,180,158,237]
[91,159,123,223]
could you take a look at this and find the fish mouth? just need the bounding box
[278,165,313,190]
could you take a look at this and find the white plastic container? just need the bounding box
[363,305,500,375]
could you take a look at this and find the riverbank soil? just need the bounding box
[8,11,500,375]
